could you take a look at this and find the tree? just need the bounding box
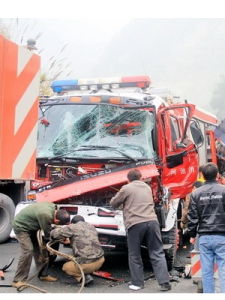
[0,18,73,97]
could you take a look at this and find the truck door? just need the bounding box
[158,104,201,199]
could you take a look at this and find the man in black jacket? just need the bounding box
[187,163,225,293]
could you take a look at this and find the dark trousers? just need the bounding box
[13,231,50,282]
[127,220,170,287]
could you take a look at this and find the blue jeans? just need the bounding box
[199,235,225,293]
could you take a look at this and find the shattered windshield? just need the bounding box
[37,104,155,160]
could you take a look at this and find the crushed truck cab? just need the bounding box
[18,75,218,270]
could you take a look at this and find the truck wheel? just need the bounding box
[162,221,178,271]
[0,193,15,243]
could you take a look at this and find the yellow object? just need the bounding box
[197,176,205,183]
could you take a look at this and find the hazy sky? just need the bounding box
[2,0,225,116]
[2,18,131,74]
[37,18,131,71]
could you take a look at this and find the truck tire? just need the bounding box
[162,221,178,271]
[0,193,15,243]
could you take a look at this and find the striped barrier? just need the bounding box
[191,250,219,279]
[0,35,40,180]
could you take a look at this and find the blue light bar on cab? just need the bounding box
[51,80,78,93]
[51,76,151,93]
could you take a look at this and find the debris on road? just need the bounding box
[93,271,124,282]
[0,258,14,280]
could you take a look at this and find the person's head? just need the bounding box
[199,165,204,174]
[127,169,142,182]
[198,165,204,177]
[54,209,70,225]
[202,163,218,181]
[71,215,85,224]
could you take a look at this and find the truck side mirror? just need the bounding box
[190,121,204,147]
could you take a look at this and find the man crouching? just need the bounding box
[50,215,105,285]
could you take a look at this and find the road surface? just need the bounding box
[0,238,198,294]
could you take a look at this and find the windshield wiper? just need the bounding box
[37,154,98,161]
[42,146,137,161]
[76,145,137,161]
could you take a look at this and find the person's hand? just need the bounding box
[62,238,70,245]
[190,237,195,244]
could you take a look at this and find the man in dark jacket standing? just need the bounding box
[50,215,105,286]
[110,169,171,291]
[187,162,225,293]
[12,202,70,288]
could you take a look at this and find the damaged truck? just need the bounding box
[0,33,219,271]
[15,75,218,270]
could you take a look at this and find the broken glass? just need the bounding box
[37,104,155,160]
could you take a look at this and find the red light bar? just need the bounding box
[52,75,151,93]
[122,76,151,88]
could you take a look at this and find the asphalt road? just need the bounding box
[0,238,199,294]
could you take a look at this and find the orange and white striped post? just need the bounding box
[0,35,40,180]
[191,250,219,279]
[191,250,220,292]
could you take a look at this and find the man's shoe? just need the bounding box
[84,274,94,286]
[63,275,79,285]
[159,282,171,291]
[11,281,27,288]
[129,284,144,291]
[39,275,57,282]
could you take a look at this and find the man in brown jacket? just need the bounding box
[110,169,171,291]
[50,215,105,286]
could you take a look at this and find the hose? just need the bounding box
[16,231,50,293]
[16,259,48,293]
[16,230,85,293]
[17,282,48,293]
[46,240,85,293]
